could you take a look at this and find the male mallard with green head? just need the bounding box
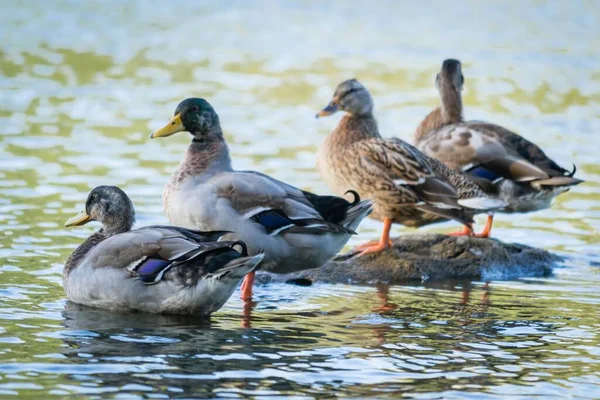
[63,185,263,315]
[150,98,373,300]
[315,79,505,254]
[414,59,583,235]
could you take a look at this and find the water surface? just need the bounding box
[1,1,599,398]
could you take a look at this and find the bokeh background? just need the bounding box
[0,1,599,398]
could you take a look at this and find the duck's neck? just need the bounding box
[414,89,463,142]
[103,218,134,236]
[440,86,463,124]
[180,135,233,180]
[330,113,380,146]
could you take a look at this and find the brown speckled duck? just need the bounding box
[414,59,584,234]
[150,98,373,301]
[316,79,505,255]
[63,185,263,315]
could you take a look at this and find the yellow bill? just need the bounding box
[150,113,184,138]
[64,210,92,227]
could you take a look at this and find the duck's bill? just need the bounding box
[64,210,92,227]
[315,103,338,118]
[150,113,184,138]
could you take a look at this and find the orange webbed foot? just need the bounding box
[355,239,393,252]
[448,225,474,237]
[357,218,393,256]
[359,240,392,256]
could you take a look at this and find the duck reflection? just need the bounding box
[58,302,329,396]
[369,280,494,346]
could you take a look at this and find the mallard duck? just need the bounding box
[63,185,263,315]
[315,79,505,254]
[150,98,373,300]
[414,58,584,235]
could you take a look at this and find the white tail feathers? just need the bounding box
[458,197,507,210]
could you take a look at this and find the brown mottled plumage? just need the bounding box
[316,79,504,253]
[415,59,584,213]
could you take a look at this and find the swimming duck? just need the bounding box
[150,98,373,300]
[315,79,504,254]
[414,59,583,234]
[63,185,263,315]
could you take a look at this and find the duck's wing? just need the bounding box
[141,226,231,242]
[84,227,249,284]
[419,123,582,188]
[468,122,575,176]
[466,132,582,187]
[213,171,360,235]
[355,137,461,210]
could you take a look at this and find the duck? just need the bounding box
[63,185,263,315]
[150,98,373,301]
[414,58,583,235]
[315,79,505,254]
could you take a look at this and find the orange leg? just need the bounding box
[449,224,474,237]
[358,218,393,256]
[240,271,255,301]
[472,215,494,238]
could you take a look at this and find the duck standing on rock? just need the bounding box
[150,98,373,301]
[414,59,584,235]
[316,79,505,254]
[63,185,263,315]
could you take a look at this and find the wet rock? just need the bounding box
[257,233,562,285]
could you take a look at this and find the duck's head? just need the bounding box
[436,59,464,93]
[150,98,222,141]
[65,186,135,233]
[316,79,374,118]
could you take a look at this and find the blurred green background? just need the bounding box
[0,1,598,398]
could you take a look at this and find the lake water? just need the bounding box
[1,1,599,398]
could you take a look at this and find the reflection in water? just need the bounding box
[51,285,593,398]
[242,299,255,329]
[0,0,599,397]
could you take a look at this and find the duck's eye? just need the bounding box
[190,105,199,112]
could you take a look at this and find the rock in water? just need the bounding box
[257,234,561,285]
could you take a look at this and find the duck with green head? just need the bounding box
[150,98,373,301]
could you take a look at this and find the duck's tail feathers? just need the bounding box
[532,176,584,189]
[412,176,462,210]
[458,197,507,210]
[209,252,264,280]
[342,199,374,232]
[416,204,474,227]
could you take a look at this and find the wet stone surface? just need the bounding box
[257,234,560,285]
